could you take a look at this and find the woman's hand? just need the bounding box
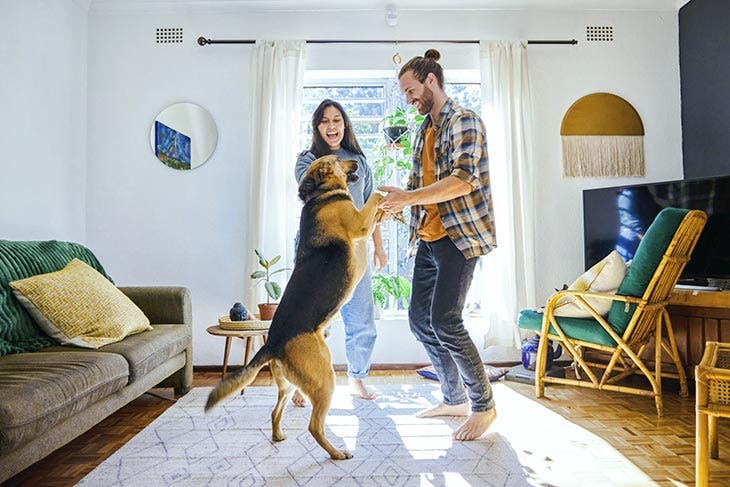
[373,244,388,271]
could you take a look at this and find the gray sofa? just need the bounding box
[0,241,193,483]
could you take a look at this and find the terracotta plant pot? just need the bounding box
[258,303,278,321]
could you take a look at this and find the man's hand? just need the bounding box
[378,186,413,214]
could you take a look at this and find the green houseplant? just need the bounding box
[372,273,411,316]
[372,106,424,185]
[250,249,290,320]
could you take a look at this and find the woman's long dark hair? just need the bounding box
[309,99,364,158]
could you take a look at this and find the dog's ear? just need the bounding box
[317,158,335,180]
[299,155,339,202]
[298,172,318,202]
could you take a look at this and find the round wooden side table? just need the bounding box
[206,325,269,393]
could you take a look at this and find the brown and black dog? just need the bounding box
[205,154,382,460]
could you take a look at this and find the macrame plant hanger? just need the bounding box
[384,45,409,149]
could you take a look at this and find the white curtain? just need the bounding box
[475,40,536,348]
[245,40,306,309]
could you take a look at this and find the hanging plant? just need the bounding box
[380,106,424,147]
[372,106,424,185]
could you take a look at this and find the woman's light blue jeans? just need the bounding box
[340,265,377,379]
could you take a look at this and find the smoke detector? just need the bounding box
[385,4,398,27]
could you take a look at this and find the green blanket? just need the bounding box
[0,240,112,356]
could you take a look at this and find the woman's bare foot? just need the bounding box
[291,390,306,407]
[415,402,470,418]
[349,378,376,400]
[453,408,497,441]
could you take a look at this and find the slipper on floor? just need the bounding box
[416,365,509,382]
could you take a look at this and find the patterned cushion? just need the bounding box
[0,240,111,356]
[553,250,627,318]
[9,259,151,349]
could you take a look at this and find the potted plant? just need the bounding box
[372,272,412,318]
[372,106,424,185]
[250,249,290,320]
[380,106,424,148]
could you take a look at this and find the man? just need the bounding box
[378,49,498,441]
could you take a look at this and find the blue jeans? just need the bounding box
[340,265,377,379]
[409,237,494,412]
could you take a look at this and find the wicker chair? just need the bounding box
[695,341,730,486]
[519,208,707,416]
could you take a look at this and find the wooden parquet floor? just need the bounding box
[4,369,730,486]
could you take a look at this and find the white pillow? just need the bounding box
[553,250,627,318]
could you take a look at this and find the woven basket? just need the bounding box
[218,315,271,331]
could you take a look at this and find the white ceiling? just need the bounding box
[88,0,692,12]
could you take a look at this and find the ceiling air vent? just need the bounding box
[586,26,614,42]
[156,27,183,44]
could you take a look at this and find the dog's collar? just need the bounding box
[303,188,352,205]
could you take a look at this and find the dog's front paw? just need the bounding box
[272,431,286,442]
[369,192,384,204]
[330,449,353,460]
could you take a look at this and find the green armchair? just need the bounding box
[518,208,707,416]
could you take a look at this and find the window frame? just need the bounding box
[299,71,483,316]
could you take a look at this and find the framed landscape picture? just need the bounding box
[155,121,191,170]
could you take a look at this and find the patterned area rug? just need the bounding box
[79,383,654,486]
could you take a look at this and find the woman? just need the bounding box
[293,99,386,402]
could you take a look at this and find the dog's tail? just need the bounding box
[205,345,275,412]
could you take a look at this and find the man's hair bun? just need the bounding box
[424,49,441,61]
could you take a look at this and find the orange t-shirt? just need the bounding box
[418,125,448,242]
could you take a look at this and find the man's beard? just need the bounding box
[416,85,435,115]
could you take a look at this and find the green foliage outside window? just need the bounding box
[372,273,412,310]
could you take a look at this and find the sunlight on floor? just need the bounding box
[482,384,654,486]
[325,382,657,486]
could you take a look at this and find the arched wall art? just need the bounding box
[560,92,645,177]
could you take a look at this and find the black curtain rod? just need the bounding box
[197,37,577,46]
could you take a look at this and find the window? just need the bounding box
[299,74,482,312]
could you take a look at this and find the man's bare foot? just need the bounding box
[453,408,497,441]
[349,378,376,400]
[291,390,306,407]
[415,402,470,418]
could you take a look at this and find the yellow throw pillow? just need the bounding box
[553,250,627,318]
[9,258,151,348]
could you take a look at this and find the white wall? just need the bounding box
[0,0,88,241]
[80,4,683,366]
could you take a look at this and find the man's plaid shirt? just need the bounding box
[406,98,497,259]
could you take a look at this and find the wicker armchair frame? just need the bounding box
[534,210,707,416]
[695,341,730,486]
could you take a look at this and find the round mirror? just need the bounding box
[149,102,218,170]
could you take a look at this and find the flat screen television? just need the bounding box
[582,174,730,288]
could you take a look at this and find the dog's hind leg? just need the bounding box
[270,359,296,442]
[285,335,352,460]
[307,381,352,460]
